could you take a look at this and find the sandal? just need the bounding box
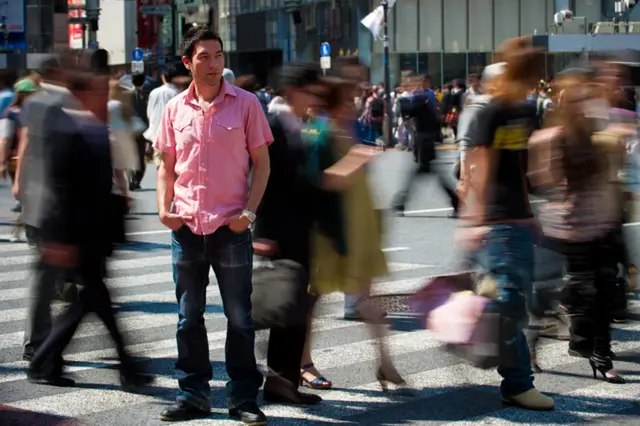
[300,363,332,389]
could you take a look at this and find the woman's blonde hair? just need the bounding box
[108,79,134,124]
[489,36,544,103]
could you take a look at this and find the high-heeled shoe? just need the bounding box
[300,363,332,389]
[589,358,625,384]
[375,367,413,395]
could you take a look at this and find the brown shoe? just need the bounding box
[502,388,554,411]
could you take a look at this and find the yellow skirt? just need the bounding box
[309,168,388,295]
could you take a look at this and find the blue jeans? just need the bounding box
[484,223,535,397]
[171,225,263,410]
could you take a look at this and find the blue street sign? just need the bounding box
[132,48,145,62]
[320,42,331,57]
[88,41,99,49]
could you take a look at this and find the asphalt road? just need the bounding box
[0,149,639,426]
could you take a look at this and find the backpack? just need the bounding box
[370,97,384,118]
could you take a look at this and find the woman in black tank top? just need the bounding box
[456,36,554,411]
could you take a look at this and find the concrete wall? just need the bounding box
[97,0,137,65]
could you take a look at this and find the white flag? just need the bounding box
[360,0,396,41]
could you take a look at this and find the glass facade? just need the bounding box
[370,0,608,88]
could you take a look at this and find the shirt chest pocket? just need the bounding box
[173,117,196,152]
[214,116,244,141]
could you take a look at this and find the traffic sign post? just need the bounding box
[320,42,330,57]
[131,61,144,74]
[320,42,331,75]
[131,48,145,62]
[320,56,331,71]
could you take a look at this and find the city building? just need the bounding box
[216,0,369,85]
[369,0,639,87]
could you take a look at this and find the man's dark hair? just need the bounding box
[0,69,18,89]
[162,65,179,83]
[180,26,224,59]
[36,57,61,80]
[277,62,321,89]
[132,73,146,88]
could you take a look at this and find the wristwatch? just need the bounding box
[241,209,257,224]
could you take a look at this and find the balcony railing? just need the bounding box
[592,21,640,34]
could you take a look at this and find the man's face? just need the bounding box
[182,39,225,86]
[422,78,431,89]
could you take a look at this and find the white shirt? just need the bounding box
[143,83,179,142]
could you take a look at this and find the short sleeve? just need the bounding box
[152,104,176,157]
[474,104,496,148]
[244,95,273,151]
[0,117,14,140]
[456,102,485,148]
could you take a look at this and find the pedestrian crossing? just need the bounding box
[0,237,639,426]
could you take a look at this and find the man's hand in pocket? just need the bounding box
[160,212,192,231]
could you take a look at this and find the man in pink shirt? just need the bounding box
[154,27,272,424]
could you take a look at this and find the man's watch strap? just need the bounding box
[242,210,257,223]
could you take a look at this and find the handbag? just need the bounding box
[251,259,310,331]
[408,271,476,319]
[409,272,501,369]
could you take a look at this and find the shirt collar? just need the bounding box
[184,78,237,106]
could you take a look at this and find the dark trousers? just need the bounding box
[129,135,148,188]
[265,320,308,394]
[171,225,262,410]
[553,233,619,358]
[23,229,71,356]
[29,249,130,376]
[265,266,312,394]
[394,162,459,213]
[394,133,458,211]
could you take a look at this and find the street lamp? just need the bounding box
[381,0,392,148]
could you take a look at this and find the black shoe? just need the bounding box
[22,351,34,362]
[160,401,210,422]
[27,370,75,387]
[120,371,155,392]
[263,390,322,405]
[229,402,267,425]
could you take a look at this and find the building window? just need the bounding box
[398,53,418,77]
[442,53,466,86]
[418,53,442,88]
[467,52,492,76]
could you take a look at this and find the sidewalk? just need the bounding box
[0,404,88,426]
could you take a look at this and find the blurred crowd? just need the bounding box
[0,29,639,425]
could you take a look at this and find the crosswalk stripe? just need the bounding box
[0,278,426,350]
[0,254,173,283]
[9,332,638,424]
[0,315,358,384]
[0,273,428,325]
[0,260,432,302]
[1,240,638,424]
[442,379,640,425]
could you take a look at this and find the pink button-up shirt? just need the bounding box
[154,80,273,235]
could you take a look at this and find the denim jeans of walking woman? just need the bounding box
[483,223,536,398]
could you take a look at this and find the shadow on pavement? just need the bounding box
[0,404,91,426]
